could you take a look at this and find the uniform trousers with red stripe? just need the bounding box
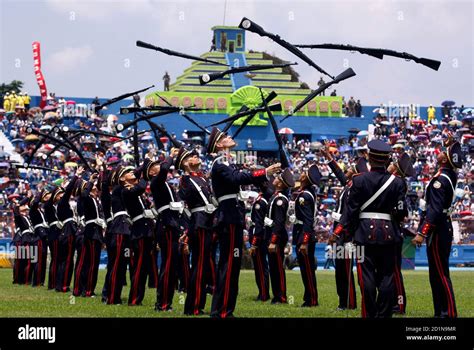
[31,235,48,287]
[47,228,61,290]
[106,233,130,304]
[393,240,406,313]
[205,236,218,294]
[250,242,270,302]
[73,235,102,297]
[56,231,76,292]
[177,245,190,292]
[427,233,457,318]
[101,230,112,301]
[211,223,243,318]
[13,240,24,284]
[297,242,318,306]
[23,241,35,285]
[335,243,357,309]
[356,244,395,318]
[268,240,287,304]
[155,226,179,311]
[184,227,212,315]
[148,245,159,289]
[73,233,86,296]
[128,236,152,305]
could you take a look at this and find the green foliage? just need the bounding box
[0,80,24,96]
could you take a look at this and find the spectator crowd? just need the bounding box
[0,93,472,245]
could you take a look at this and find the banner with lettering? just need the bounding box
[32,42,48,109]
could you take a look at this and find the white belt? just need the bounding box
[295,220,303,225]
[156,204,183,214]
[132,209,155,223]
[131,214,144,223]
[190,203,216,214]
[359,212,392,220]
[21,229,33,235]
[50,221,60,228]
[34,223,49,230]
[61,217,75,227]
[85,218,106,229]
[113,211,129,220]
[106,217,113,224]
[218,194,239,203]
[190,206,206,213]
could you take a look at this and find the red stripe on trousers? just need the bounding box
[131,240,144,305]
[276,248,286,302]
[393,264,404,313]
[347,258,355,309]
[25,244,31,285]
[432,235,456,317]
[221,225,234,318]
[162,230,172,310]
[53,241,58,287]
[151,248,158,288]
[74,241,87,295]
[256,251,267,300]
[87,240,95,295]
[36,240,43,286]
[109,234,122,304]
[14,243,20,281]
[194,229,204,315]
[51,241,58,288]
[63,236,73,291]
[304,253,317,305]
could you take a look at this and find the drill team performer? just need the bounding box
[207,127,281,318]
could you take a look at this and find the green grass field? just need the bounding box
[0,269,473,318]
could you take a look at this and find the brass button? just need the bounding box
[368,235,372,239]
[370,225,374,229]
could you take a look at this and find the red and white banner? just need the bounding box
[32,41,48,109]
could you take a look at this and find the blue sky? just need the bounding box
[1,0,473,106]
